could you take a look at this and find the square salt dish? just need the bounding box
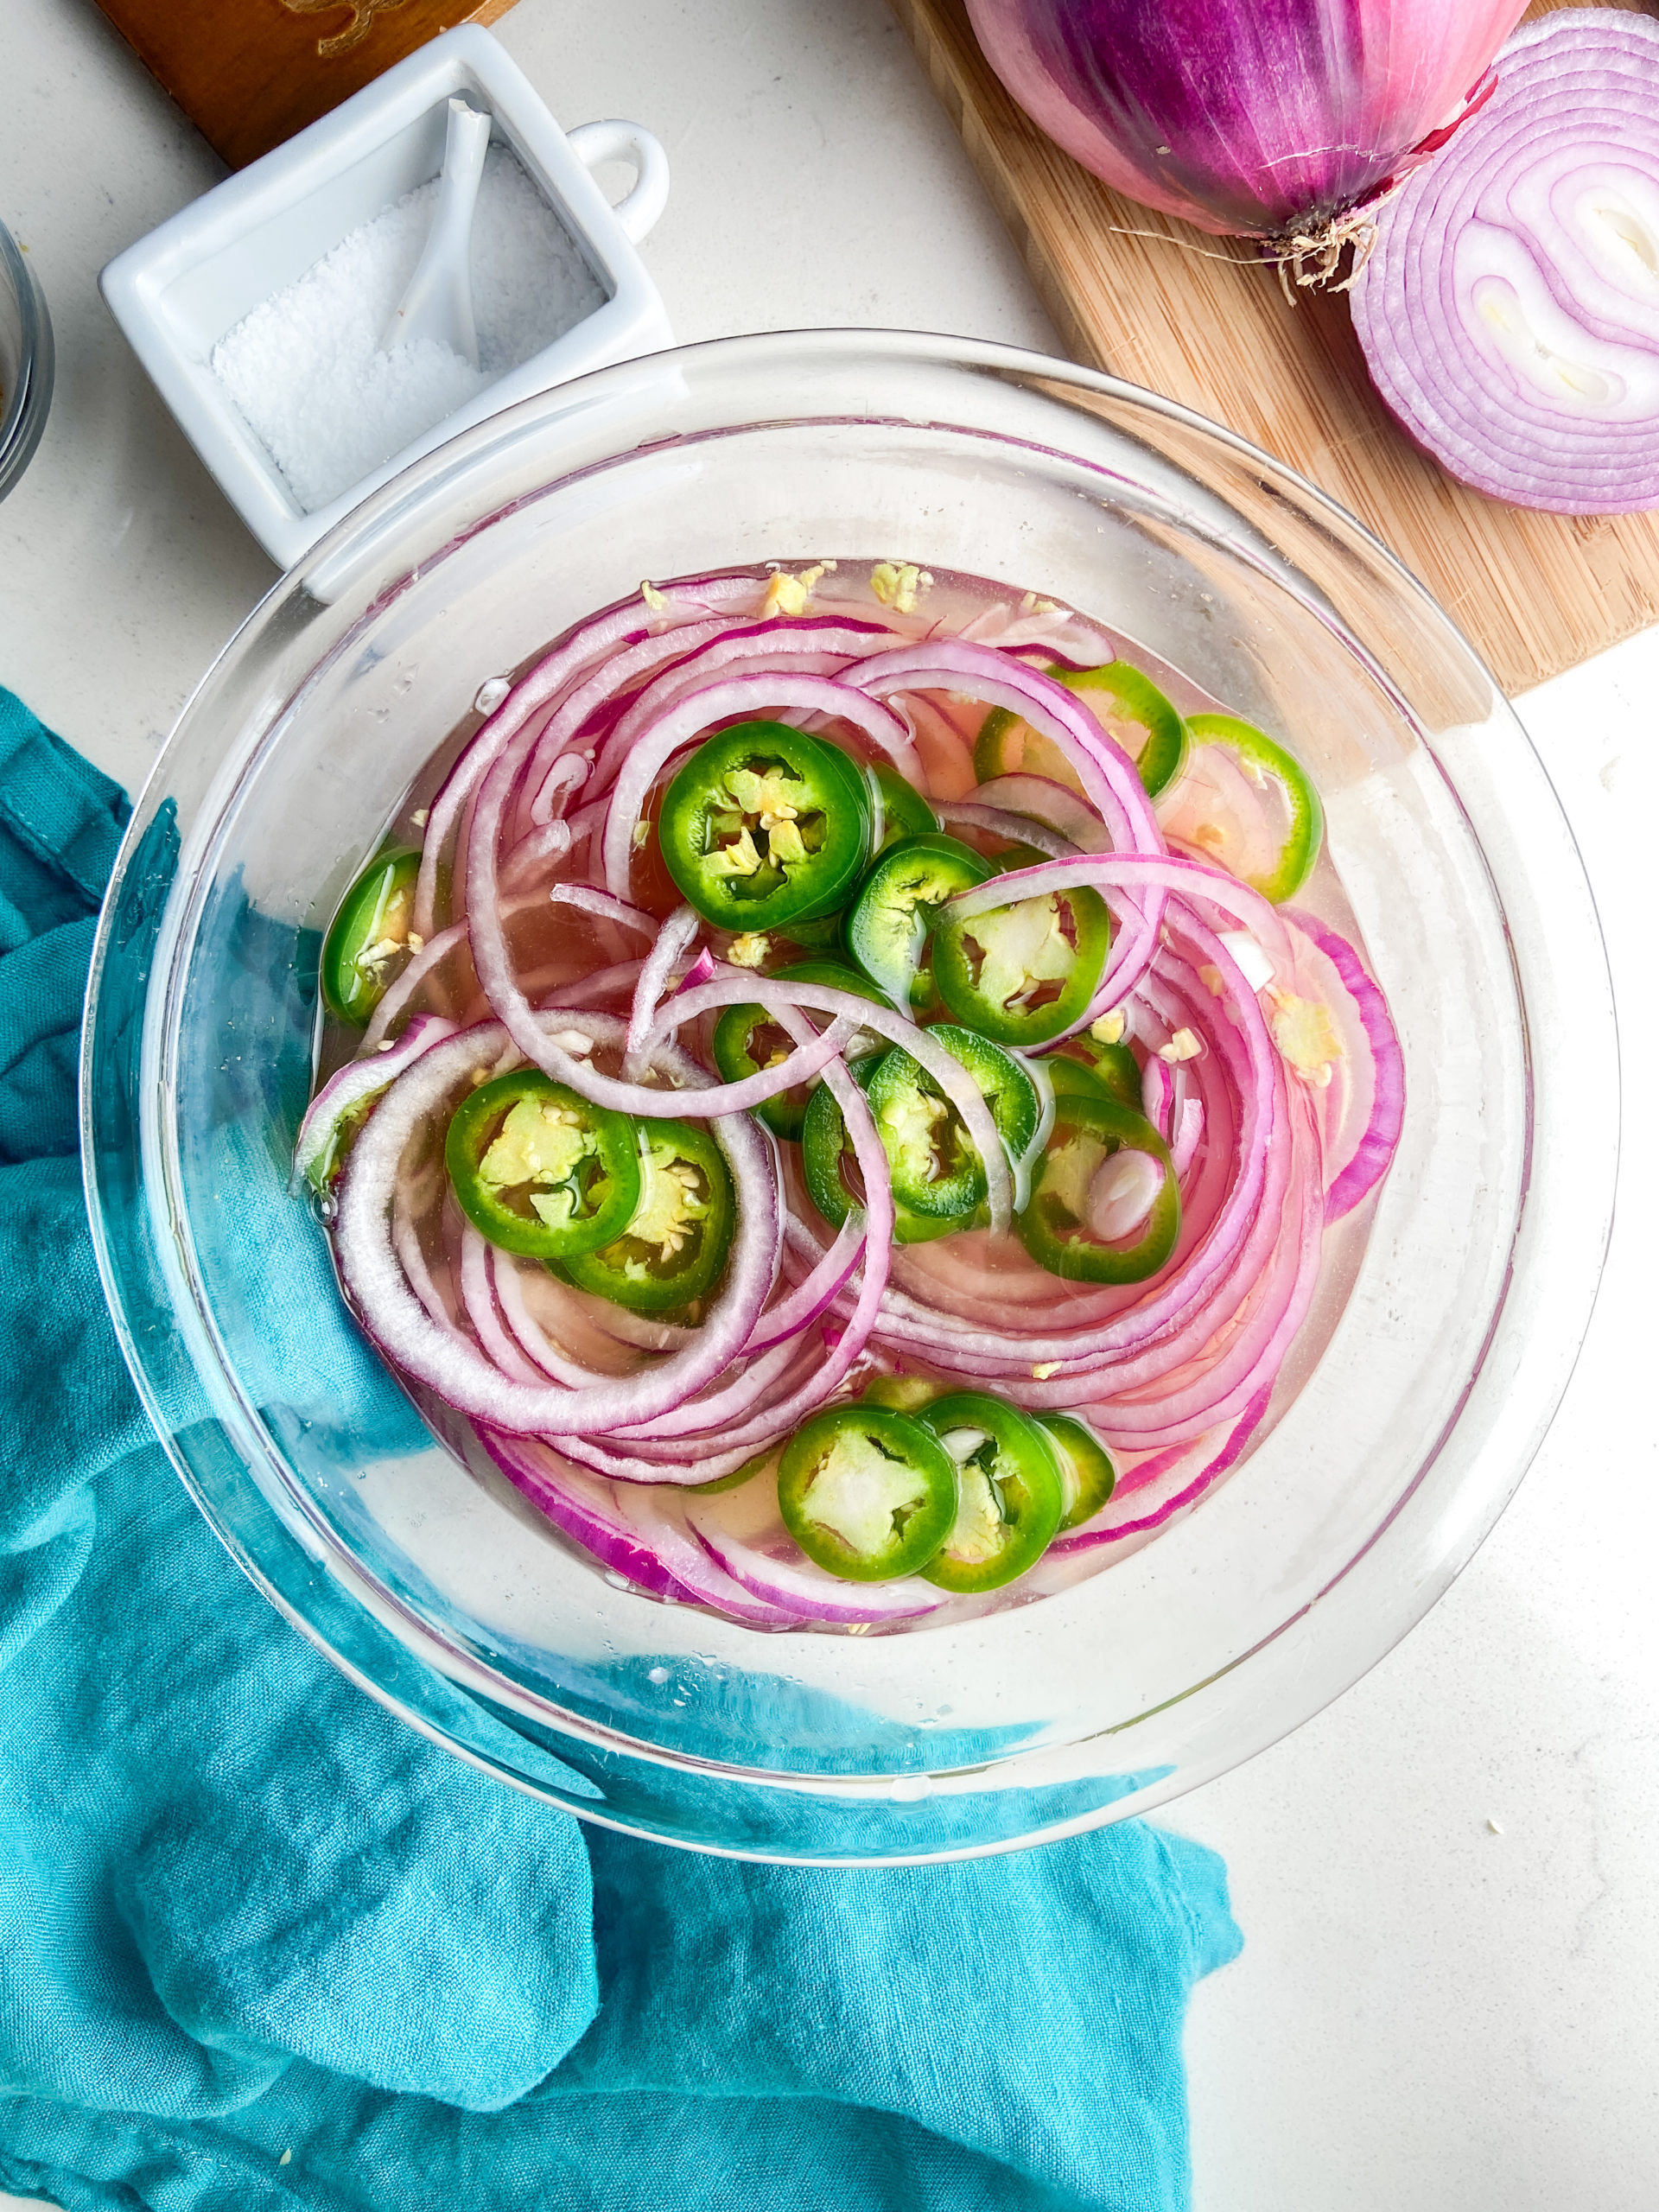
[99,26,673,571]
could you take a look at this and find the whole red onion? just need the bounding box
[964,0,1532,243]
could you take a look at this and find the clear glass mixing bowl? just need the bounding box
[81,331,1617,1863]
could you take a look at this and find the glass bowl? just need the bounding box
[0,218,54,502]
[81,331,1616,1863]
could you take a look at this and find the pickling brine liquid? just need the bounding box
[308,559,1398,1633]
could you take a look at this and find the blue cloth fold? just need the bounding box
[0,684,1240,2212]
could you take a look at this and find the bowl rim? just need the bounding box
[79,327,1619,1861]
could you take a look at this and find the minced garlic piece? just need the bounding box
[410,808,429,830]
[728,932,770,969]
[640,580,671,613]
[1268,991,1342,1087]
[1158,1028,1202,1064]
[1090,1009,1127,1045]
[758,564,826,619]
[632,819,651,849]
[1032,1360,1060,1380]
[870,561,931,614]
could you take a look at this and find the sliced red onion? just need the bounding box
[478,1431,794,1625]
[972,772,1114,853]
[518,616,741,827]
[409,588,709,938]
[358,923,471,1052]
[936,801,1078,858]
[1046,1384,1273,1555]
[595,1027,896,1459]
[500,822,574,893]
[675,947,716,995]
[334,1020,782,1436]
[1140,1053,1174,1140]
[585,618,902,798]
[625,902,700,1074]
[1281,909,1405,1221]
[599,673,916,899]
[742,1212,866,1355]
[1172,1096,1205,1179]
[549,884,659,938]
[944,851,1291,970]
[1351,11,1659,513]
[490,1246,610,1387]
[458,1224,553,1387]
[291,1014,456,1192]
[851,639,1164,860]
[527,751,590,825]
[686,1478,948,1626]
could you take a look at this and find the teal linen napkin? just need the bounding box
[0,686,1241,2212]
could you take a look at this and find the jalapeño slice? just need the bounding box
[843,832,992,1009]
[321,848,423,1025]
[867,760,942,849]
[975,659,1188,799]
[709,959,890,1141]
[863,1027,1039,1221]
[1161,713,1324,903]
[779,1402,959,1581]
[1036,1413,1117,1530]
[801,1061,962,1246]
[659,721,873,930]
[446,1072,641,1261]
[860,1374,944,1414]
[561,1119,735,1314]
[1041,1038,1143,1111]
[1017,1093,1180,1285]
[931,881,1109,1047]
[916,1391,1065,1592]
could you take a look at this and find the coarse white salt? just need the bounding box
[211,144,607,514]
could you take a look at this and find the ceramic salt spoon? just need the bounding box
[382,98,493,364]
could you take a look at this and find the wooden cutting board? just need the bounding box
[890,0,1659,694]
[94,0,518,171]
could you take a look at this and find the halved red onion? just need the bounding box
[1351,11,1659,512]
[963,0,1527,242]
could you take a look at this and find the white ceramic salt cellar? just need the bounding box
[99,28,673,570]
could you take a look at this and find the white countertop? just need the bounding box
[3,2,1656,2204]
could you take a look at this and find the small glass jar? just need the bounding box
[0,218,53,503]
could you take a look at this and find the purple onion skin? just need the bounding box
[965,0,1529,238]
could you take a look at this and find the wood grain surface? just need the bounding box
[93,0,518,170]
[890,0,1659,694]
